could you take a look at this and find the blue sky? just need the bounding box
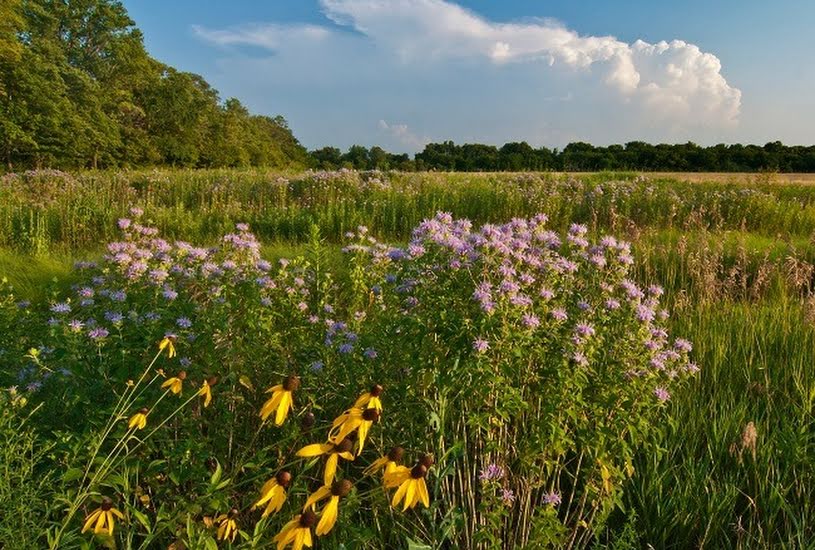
[123,0,815,152]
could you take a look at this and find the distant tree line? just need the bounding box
[0,0,308,170]
[310,141,815,173]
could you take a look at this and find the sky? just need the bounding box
[123,0,815,153]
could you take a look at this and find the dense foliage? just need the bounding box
[0,0,308,170]
[312,141,815,173]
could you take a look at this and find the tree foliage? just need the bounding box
[0,0,307,170]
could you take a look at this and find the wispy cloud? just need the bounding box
[377,119,430,149]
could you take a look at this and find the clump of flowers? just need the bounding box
[347,212,698,547]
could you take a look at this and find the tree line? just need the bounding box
[310,141,815,173]
[0,0,308,170]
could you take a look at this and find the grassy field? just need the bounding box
[1,169,814,549]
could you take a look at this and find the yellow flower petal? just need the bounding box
[315,496,339,536]
[296,443,332,457]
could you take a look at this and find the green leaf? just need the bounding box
[63,467,84,483]
[210,460,222,486]
[131,508,152,533]
[407,538,432,550]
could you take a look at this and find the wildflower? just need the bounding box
[254,471,291,517]
[365,446,405,476]
[473,338,489,353]
[198,378,215,408]
[654,387,671,402]
[385,455,433,510]
[542,491,562,506]
[328,407,381,453]
[88,327,109,341]
[301,479,352,536]
[215,509,239,542]
[159,336,176,358]
[501,488,516,505]
[128,407,148,430]
[161,371,186,395]
[353,384,384,411]
[479,463,504,481]
[81,497,124,536]
[259,375,300,426]
[296,438,355,486]
[50,302,71,314]
[176,317,192,329]
[273,510,317,550]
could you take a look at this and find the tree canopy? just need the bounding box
[0,0,308,170]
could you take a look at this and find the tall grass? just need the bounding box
[627,297,815,548]
[6,169,815,253]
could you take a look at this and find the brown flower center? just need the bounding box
[331,479,352,497]
[419,454,435,469]
[276,471,292,487]
[362,408,380,422]
[101,497,113,511]
[177,370,187,380]
[300,510,317,528]
[411,464,428,479]
[370,384,384,397]
[387,446,405,462]
[334,438,353,454]
[283,375,301,392]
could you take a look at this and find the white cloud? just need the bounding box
[317,0,740,124]
[193,0,743,150]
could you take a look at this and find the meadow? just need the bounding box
[1,169,815,549]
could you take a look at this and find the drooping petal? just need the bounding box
[391,480,409,508]
[275,391,292,426]
[82,509,101,533]
[106,511,116,536]
[324,454,338,486]
[316,496,339,536]
[303,486,331,511]
[260,390,285,421]
[296,443,332,457]
[404,479,417,511]
[417,478,430,507]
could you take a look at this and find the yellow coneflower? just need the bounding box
[274,510,317,550]
[197,377,216,408]
[161,370,186,395]
[385,455,433,510]
[128,407,149,430]
[364,446,405,476]
[253,471,291,517]
[296,438,354,486]
[159,336,177,358]
[81,497,124,536]
[300,480,352,536]
[328,407,380,453]
[215,508,239,542]
[354,383,384,411]
[260,375,299,426]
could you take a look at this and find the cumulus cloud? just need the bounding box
[193,0,742,150]
[318,0,740,124]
